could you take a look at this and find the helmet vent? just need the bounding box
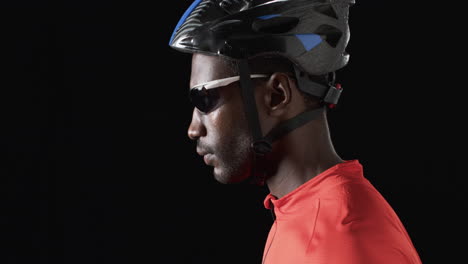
[252,16,299,34]
[313,4,338,19]
[219,0,252,14]
[314,24,342,48]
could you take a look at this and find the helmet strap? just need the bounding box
[238,59,271,186]
[238,59,268,154]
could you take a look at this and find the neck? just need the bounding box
[264,116,343,198]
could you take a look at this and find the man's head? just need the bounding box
[188,53,322,183]
[171,0,354,184]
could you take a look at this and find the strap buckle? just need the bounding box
[252,140,272,155]
[323,84,343,105]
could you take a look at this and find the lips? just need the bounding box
[196,147,209,157]
[203,154,213,165]
[196,147,214,165]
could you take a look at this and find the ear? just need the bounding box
[263,72,294,117]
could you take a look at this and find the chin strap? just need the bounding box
[238,59,265,153]
[238,59,331,186]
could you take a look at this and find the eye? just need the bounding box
[190,87,221,114]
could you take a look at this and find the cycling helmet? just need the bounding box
[170,0,353,76]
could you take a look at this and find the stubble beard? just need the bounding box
[212,130,253,184]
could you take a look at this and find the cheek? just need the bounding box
[208,111,236,142]
[208,98,247,139]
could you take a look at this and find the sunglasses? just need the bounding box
[189,74,269,113]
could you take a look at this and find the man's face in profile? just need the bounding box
[187,53,254,184]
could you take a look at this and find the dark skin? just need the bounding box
[188,53,343,198]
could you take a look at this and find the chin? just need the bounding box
[213,165,251,184]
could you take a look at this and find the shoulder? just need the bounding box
[306,179,420,264]
[315,177,405,238]
[317,173,393,217]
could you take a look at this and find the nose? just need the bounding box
[187,109,207,140]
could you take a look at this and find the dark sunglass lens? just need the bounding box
[189,87,220,113]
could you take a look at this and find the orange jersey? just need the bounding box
[262,160,422,264]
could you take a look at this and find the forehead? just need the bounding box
[190,53,234,88]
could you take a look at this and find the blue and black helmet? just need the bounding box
[169,0,354,76]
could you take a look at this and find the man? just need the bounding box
[169,0,422,263]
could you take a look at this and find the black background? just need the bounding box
[2,1,466,263]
